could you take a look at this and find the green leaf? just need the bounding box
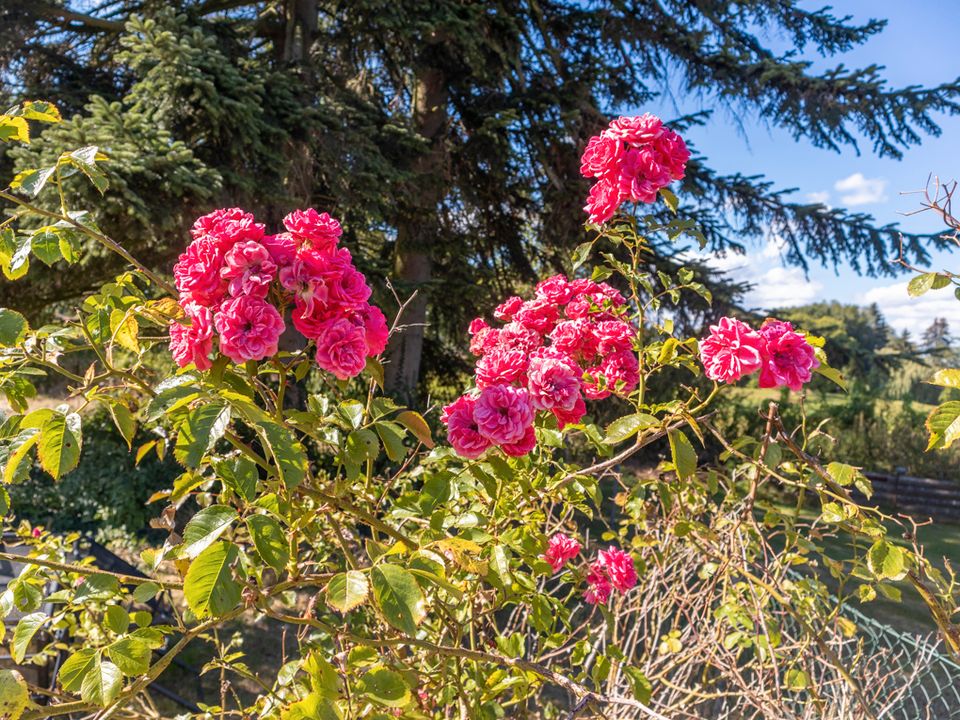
[0,669,30,720]
[10,166,56,197]
[659,187,679,214]
[0,116,30,143]
[371,564,426,635]
[668,429,697,480]
[107,636,152,676]
[571,241,594,270]
[107,403,136,450]
[867,540,907,581]
[928,368,960,389]
[11,612,47,663]
[2,429,38,484]
[281,693,341,720]
[813,362,847,391]
[346,428,379,464]
[21,101,61,123]
[825,462,858,487]
[30,229,62,266]
[785,668,809,691]
[358,666,411,708]
[246,514,289,572]
[0,308,29,346]
[37,411,82,480]
[80,658,122,706]
[59,648,98,692]
[257,420,307,488]
[184,541,241,618]
[325,571,369,614]
[603,413,658,444]
[623,666,652,704]
[174,401,230,468]
[216,456,258,502]
[375,421,407,462]
[74,574,120,602]
[105,605,129,634]
[132,582,161,603]
[908,272,951,297]
[396,410,434,448]
[926,401,960,450]
[182,505,238,559]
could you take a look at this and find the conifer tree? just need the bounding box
[3,1,959,394]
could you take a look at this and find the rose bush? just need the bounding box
[0,104,958,719]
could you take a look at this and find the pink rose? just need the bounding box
[699,316,765,384]
[604,114,664,144]
[597,547,637,593]
[593,320,634,355]
[584,177,621,225]
[494,296,524,321]
[359,304,389,356]
[543,533,581,573]
[617,146,668,204]
[283,208,342,252]
[579,133,624,180]
[474,384,534,445]
[314,317,367,380]
[549,319,598,359]
[261,233,297,269]
[469,321,500,357]
[329,267,372,308]
[496,322,542,354]
[534,275,575,305]
[221,240,277,298]
[654,129,690,181]
[173,237,227,307]
[501,424,537,457]
[442,394,491,459]
[758,320,820,392]
[190,207,257,241]
[584,561,613,605]
[169,304,214,371]
[526,351,582,411]
[280,248,331,316]
[476,348,528,389]
[215,296,285,364]
[515,298,560,334]
[601,350,640,395]
[552,395,586,429]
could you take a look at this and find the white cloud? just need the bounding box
[834,173,888,206]
[745,266,822,309]
[860,281,960,334]
[806,190,831,205]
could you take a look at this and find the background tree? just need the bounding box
[4,0,960,396]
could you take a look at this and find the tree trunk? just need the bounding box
[384,65,447,399]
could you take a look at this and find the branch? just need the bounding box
[0,550,182,590]
[23,0,126,32]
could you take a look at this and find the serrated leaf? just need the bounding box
[0,669,30,720]
[21,101,61,123]
[0,308,28,346]
[907,272,951,297]
[30,229,62,266]
[668,429,697,480]
[184,541,240,618]
[371,564,426,635]
[132,582,161,603]
[928,368,960,389]
[3,429,39,484]
[182,505,237,558]
[0,116,29,143]
[358,666,411,708]
[107,636,151,676]
[74,574,120,602]
[867,540,907,581]
[246,514,289,572]
[174,401,230,468]
[659,187,679,213]
[105,605,129,634]
[396,410,434,448]
[38,411,82,480]
[107,402,136,450]
[257,420,307,488]
[216,456,257,501]
[59,648,98,692]
[80,658,122,706]
[10,166,56,197]
[926,401,960,450]
[571,241,594,270]
[325,571,369,614]
[375,421,407,462]
[11,612,47,663]
[603,413,658,444]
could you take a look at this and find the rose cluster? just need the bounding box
[442,275,640,459]
[169,207,388,379]
[699,317,819,391]
[580,113,690,225]
[543,534,637,605]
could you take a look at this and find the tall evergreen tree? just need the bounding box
[3,1,959,395]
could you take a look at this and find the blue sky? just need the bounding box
[653,1,960,335]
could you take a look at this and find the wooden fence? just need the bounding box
[857,471,960,523]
